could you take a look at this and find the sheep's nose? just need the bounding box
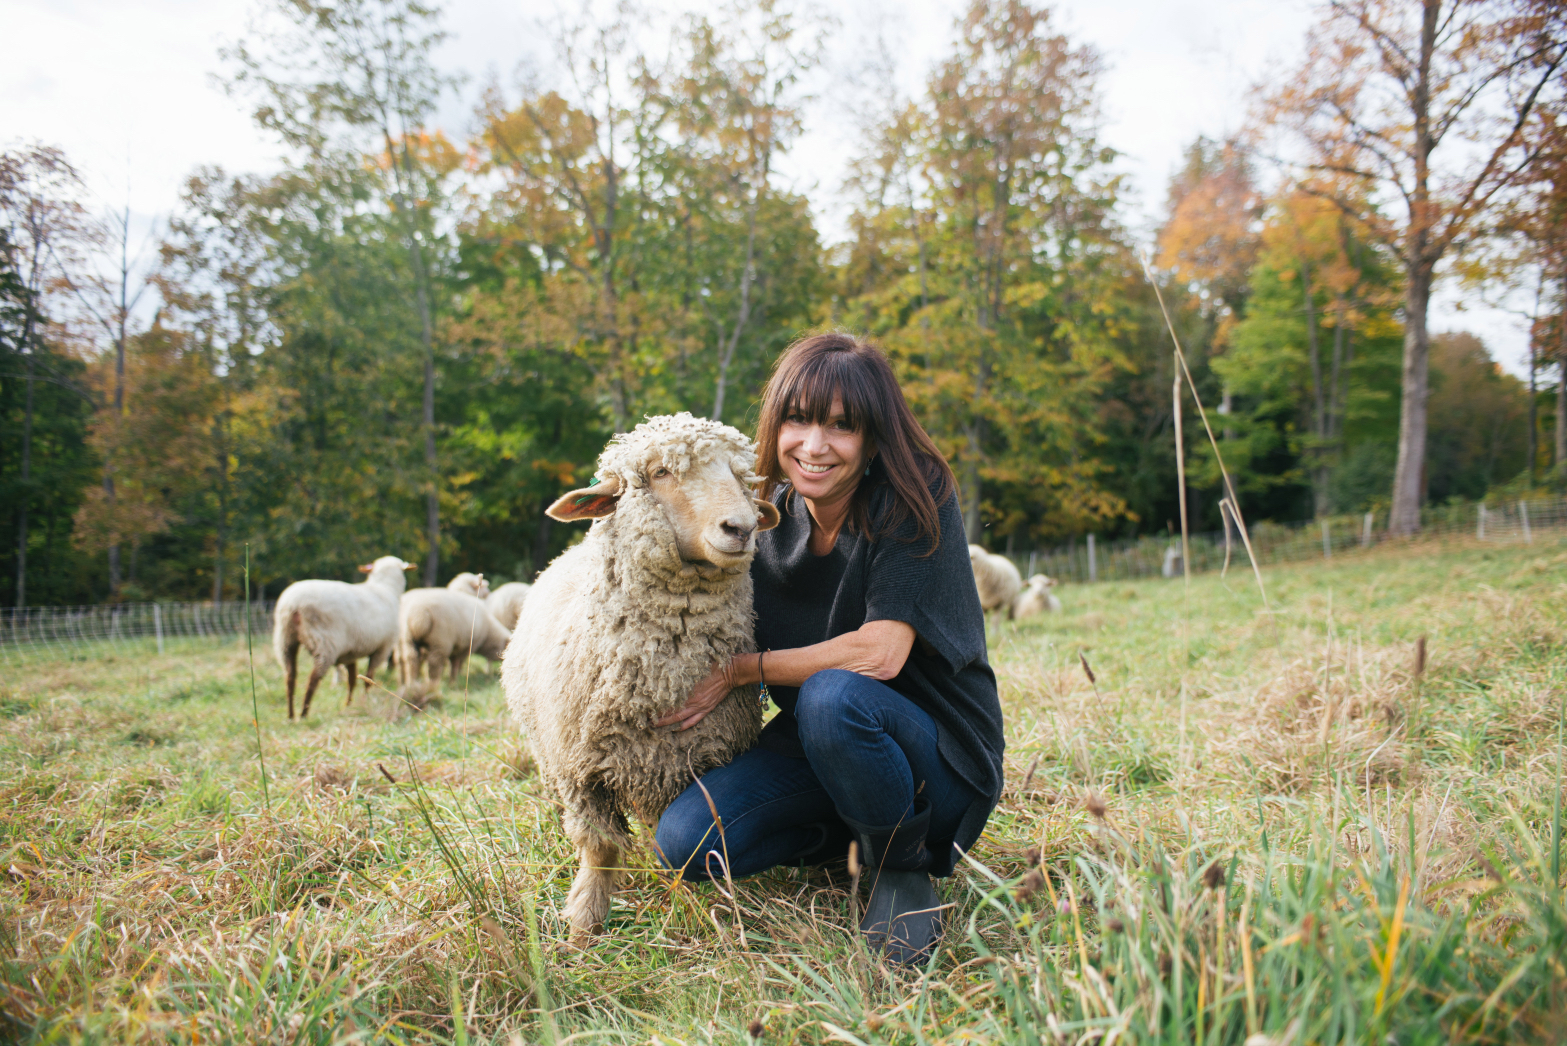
[719,517,755,544]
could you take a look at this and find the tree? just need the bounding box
[841,0,1132,545]
[0,146,99,607]
[228,0,460,585]
[1220,189,1404,516]
[1264,0,1567,533]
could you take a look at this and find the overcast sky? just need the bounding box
[2,0,1538,377]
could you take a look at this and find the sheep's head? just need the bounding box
[448,572,490,599]
[358,556,417,589]
[547,413,780,577]
[1026,573,1057,590]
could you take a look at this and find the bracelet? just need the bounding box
[757,650,771,708]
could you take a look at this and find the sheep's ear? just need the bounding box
[358,563,374,574]
[548,475,622,522]
[754,500,781,532]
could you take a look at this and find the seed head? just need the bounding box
[1015,867,1045,902]
[748,1019,765,1039]
[1157,950,1172,977]
[1024,846,1041,867]
[1106,917,1125,933]
[1084,792,1108,819]
[866,1014,884,1032]
[1203,860,1226,891]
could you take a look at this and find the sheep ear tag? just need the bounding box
[755,500,781,532]
[548,476,622,523]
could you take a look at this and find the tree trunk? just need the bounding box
[532,501,554,578]
[1389,264,1432,536]
[1527,336,1537,488]
[713,183,760,422]
[15,351,34,609]
[1558,273,1567,479]
[1301,260,1329,518]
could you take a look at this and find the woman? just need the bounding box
[654,332,1004,964]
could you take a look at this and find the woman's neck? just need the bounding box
[803,490,853,556]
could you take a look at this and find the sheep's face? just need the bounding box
[643,450,776,570]
[546,414,782,577]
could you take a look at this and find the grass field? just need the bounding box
[2,535,1565,1044]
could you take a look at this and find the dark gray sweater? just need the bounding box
[751,476,1003,875]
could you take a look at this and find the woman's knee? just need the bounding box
[653,797,720,873]
[796,669,879,750]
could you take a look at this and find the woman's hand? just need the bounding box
[654,656,750,731]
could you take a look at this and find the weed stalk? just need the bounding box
[244,542,271,815]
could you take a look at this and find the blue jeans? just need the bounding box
[655,669,979,880]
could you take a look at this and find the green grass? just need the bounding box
[2,534,1565,1043]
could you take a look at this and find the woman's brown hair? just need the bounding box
[755,331,956,552]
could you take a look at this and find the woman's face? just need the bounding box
[777,395,870,505]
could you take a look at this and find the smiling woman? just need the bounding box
[654,331,1003,965]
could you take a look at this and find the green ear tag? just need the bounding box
[574,475,607,507]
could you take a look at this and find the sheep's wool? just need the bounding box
[501,414,764,839]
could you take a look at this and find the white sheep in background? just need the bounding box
[485,581,532,632]
[397,589,511,688]
[502,413,779,934]
[1012,573,1062,619]
[272,555,414,720]
[969,544,1023,616]
[446,572,491,600]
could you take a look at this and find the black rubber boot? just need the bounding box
[842,802,943,965]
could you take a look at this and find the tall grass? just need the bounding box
[2,537,1565,1043]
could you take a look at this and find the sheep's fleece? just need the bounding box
[501,413,772,930]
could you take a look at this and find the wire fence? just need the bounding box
[1010,495,1567,586]
[0,599,275,668]
[3,495,1564,666]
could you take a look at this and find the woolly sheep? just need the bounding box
[397,589,512,687]
[969,544,1023,616]
[1012,573,1062,619]
[485,582,532,632]
[501,413,781,934]
[446,572,491,600]
[272,555,415,720]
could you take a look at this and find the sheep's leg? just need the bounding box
[425,650,449,691]
[343,657,358,707]
[560,786,630,934]
[300,655,330,720]
[283,642,299,722]
[449,651,468,682]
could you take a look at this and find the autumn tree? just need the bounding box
[227,0,460,584]
[1264,0,1567,533]
[842,0,1132,545]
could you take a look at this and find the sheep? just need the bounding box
[272,555,414,721]
[446,572,491,599]
[397,589,512,688]
[486,581,532,632]
[1012,573,1062,619]
[969,544,1023,616]
[501,413,780,934]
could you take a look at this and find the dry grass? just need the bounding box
[2,534,1565,1043]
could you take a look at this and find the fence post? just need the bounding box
[1519,500,1532,544]
[154,604,164,655]
[1027,550,1037,579]
[1087,533,1097,583]
[1478,503,1487,540]
[1362,511,1373,547]
[1321,518,1331,559]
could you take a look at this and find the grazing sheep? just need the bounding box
[446,572,491,600]
[272,555,414,721]
[485,582,532,632]
[397,589,511,687]
[501,413,780,934]
[969,544,1023,615]
[1012,573,1062,619]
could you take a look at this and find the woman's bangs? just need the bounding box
[783,351,872,433]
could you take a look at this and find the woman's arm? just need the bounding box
[653,619,916,730]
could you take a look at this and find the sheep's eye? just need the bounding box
[651,467,671,478]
